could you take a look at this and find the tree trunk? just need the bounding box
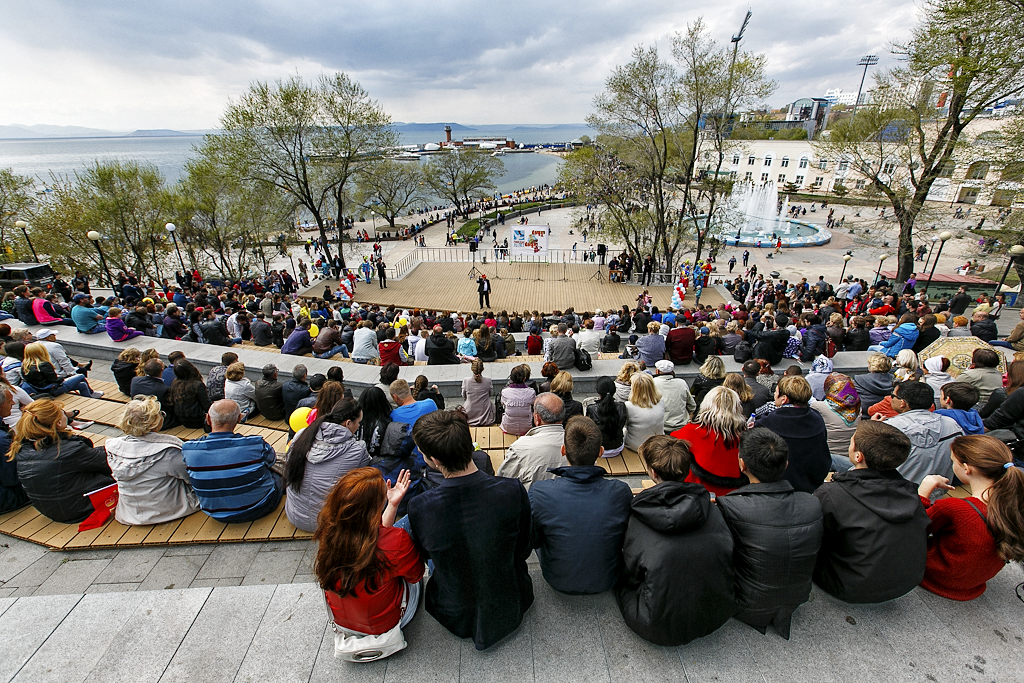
[333,188,348,271]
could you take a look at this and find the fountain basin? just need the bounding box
[723,221,832,248]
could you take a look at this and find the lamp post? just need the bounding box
[86,230,114,288]
[851,55,879,124]
[921,234,939,277]
[994,244,1024,299]
[926,231,953,290]
[13,221,39,262]
[874,253,888,286]
[165,223,186,273]
[839,253,853,283]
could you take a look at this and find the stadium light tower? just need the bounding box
[851,55,879,123]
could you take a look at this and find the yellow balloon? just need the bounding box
[309,324,320,338]
[289,407,312,433]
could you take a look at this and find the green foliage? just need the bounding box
[422,149,505,216]
[357,159,425,228]
[0,168,34,261]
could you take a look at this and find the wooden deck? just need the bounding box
[301,262,727,313]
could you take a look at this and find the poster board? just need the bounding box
[510,225,550,262]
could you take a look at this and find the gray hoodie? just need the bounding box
[885,410,962,484]
[105,433,199,525]
[284,421,370,532]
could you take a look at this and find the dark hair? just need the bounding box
[4,342,24,360]
[168,360,204,404]
[143,358,164,378]
[356,387,392,456]
[783,365,802,376]
[893,380,934,411]
[940,382,980,411]
[167,351,185,365]
[509,364,530,384]
[221,352,238,366]
[287,397,361,492]
[641,435,693,482]
[950,435,1024,562]
[739,428,789,482]
[972,348,1000,369]
[379,362,400,386]
[741,360,760,377]
[412,410,474,472]
[564,416,603,467]
[327,366,345,384]
[853,420,912,470]
[308,373,327,392]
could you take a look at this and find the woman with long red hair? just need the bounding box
[314,467,422,659]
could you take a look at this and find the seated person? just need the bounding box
[104,396,200,525]
[315,467,422,658]
[497,393,567,490]
[813,421,930,603]
[0,387,30,514]
[884,380,962,484]
[917,434,1024,600]
[7,399,115,524]
[616,435,737,646]
[181,399,283,523]
[407,410,534,651]
[529,416,632,594]
[130,358,177,427]
[281,318,315,356]
[753,375,830,493]
[933,382,984,436]
[956,348,1003,406]
[718,428,824,639]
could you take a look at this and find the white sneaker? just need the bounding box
[92,390,104,399]
[72,420,94,430]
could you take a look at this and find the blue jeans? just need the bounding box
[37,374,94,397]
[990,340,1014,349]
[352,357,371,364]
[867,344,885,353]
[0,312,12,321]
[83,323,106,334]
[315,344,349,359]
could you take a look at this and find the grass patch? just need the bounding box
[455,201,562,238]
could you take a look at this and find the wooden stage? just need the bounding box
[307,262,727,313]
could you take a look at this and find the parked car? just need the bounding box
[0,263,56,290]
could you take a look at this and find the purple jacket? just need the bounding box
[106,317,141,342]
[868,327,891,344]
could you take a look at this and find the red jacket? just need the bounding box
[665,327,696,364]
[526,334,543,355]
[671,423,744,497]
[378,339,406,366]
[326,526,424,634]
[919,496,1004,601]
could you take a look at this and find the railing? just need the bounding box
[389,252,420,280]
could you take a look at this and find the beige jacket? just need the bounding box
[497,424,567,490]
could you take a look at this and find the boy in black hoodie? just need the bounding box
[813,420,930,603]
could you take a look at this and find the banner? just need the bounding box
[510,226,550,262]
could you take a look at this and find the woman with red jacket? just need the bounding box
[917,435,1024,600]
[315,467,423,656]
[670,385,748,496]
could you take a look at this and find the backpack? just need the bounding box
[824,336,837,358]
[574,346,593,371]
[733,341,752,363]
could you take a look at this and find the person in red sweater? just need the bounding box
[316,467,423,659]
[378,327,410,366]
[917,435,1024,600]
[526,327,544,356]
[671,386,748,496]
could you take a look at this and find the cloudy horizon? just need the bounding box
[0,0,919,131]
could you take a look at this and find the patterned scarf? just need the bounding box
[824,372,860,425]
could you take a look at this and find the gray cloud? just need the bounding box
[0,0,917,128]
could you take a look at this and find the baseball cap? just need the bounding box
[34,328,56,340]
[655,360,675,374]
[72,293,89,302]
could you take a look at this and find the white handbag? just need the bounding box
[326,584,409,663]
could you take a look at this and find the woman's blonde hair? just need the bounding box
[698,355,726,380]
[471,358,485,382]
[21,342,51,373]
[628,372,662,409]
[695,385,746,446]
[117,347,142,364]
[706,321,722,338]
[616,361,640,384]
[647,321,660,334]
[117,395,164,437]
[723,373,754,402]
[550,371,574,394]
[6,399,70,462]
[137,348,160,376]
[867,353,893,373]
[225,362,246,381]
[828,312,844,327]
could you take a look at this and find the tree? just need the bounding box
[0,168,34,261]
[815,0,1024,286]
[356,159,425,229]
[423,148,504,217]
[218,73,394,271]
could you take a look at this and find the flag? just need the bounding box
[78,483,119,532]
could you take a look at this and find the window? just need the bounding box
[838,160,849,172]
[855,179,867,189]
[744,171,753,181]
[937,160,956,178]
[967,162,990,180]
[761,173,770,182]
[818,159,828,170]
[729,171,738,180]
[795,175,804,186]
[799,157,809,169]
[882,161,896,175]
[764,156,772,167]
[732,154,740,165]
[748,155,756,165]
[778,174,786,183]
[781,156,790,167]
[814,176,824,186]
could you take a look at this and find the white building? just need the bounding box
[823,89,858,106]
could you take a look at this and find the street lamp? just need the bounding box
[874,253,888,286]
[921,233,940,276]
[994,244,1024,299]
[851,55,879,124]
[926,231,953,290]
[165,223,186,273]
[840,253,853,283]
[86,230,115,288]
[13,220,39,262]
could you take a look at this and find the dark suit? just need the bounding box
[477,277,492,309]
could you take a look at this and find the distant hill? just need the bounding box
[0,124,126,139]
[392,122,474,132]
[127,129,193,137]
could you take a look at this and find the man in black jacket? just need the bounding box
[947,287,972,316]
[747,316,790,366]
[718,429,823,639]
[200,310,236,346]
[129,359,177,428]
[254,364,286,422]
[408,410,534,651]
[281,364,312,417]
[250,313,274,346]
[813,421,929,604]
[753,376,830,493]
[425,326,460,365]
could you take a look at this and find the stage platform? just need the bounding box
[304,262,727,312]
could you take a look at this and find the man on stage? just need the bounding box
[477,274,492,309]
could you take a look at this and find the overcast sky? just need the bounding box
[0,0,920,130]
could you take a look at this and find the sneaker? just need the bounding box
[71,420,95,430]
[92,390,104,399]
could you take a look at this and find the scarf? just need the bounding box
[811,355,834,375]
[824,372,860,425]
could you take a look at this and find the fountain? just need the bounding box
[718,181,831,248]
